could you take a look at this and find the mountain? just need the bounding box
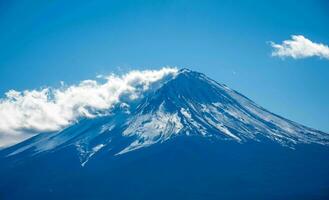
[1,69,329,200]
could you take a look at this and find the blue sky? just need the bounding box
[0,0,328,132]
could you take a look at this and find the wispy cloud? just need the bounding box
[269,35,329,60]
[0,67,178,148]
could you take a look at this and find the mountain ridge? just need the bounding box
[1,69,329,200]
[1,68,328,167]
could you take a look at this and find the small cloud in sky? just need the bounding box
[269,35,329,60]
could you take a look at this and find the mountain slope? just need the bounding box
[1,69,328,164]
[0,68,329,200]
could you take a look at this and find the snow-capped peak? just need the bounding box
[2,68,328,167]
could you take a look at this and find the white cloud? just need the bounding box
[0,67,178,148]
[270,35,329,60]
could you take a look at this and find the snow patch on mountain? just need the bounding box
[76,143,105,167]
[118,103,183,155]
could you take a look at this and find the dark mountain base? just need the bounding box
[1,136,329,200]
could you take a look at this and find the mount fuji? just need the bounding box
[1,69,329,200]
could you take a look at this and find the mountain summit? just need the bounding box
[1,68,328,165]
[1,69,329,200]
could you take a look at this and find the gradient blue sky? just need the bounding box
[0,0,328,132]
